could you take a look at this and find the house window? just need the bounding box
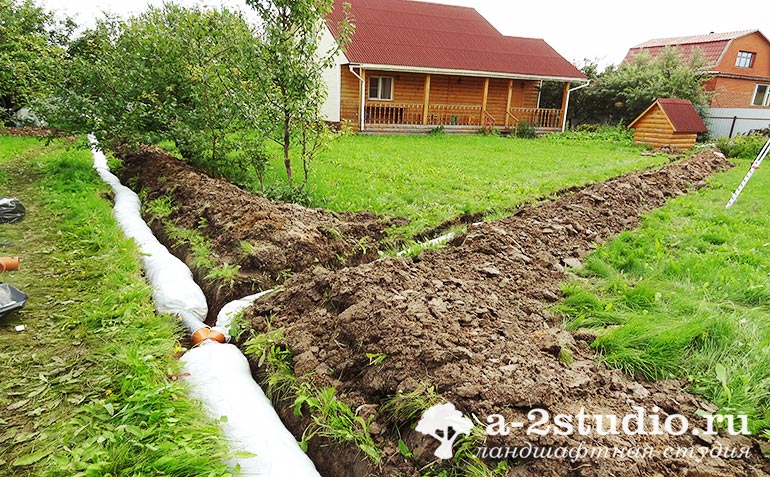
[368,77,393,100]
[735,51,755,68]
[752,84,770,106]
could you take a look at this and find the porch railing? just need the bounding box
[508,107,563,129]
[365,102,423,125]
[363,103,562,130]
[426,104,482,126]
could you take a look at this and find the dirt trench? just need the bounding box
[118,146,770,476]
[241,149,770,476]
[117,146,402,319]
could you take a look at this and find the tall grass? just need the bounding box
[259,133,660,237]
[558,155,770,434]
[0,136,229,476]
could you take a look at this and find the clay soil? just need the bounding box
[240,150,770,477]
[118,146,402,318]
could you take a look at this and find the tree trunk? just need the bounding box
[283,115,293,185]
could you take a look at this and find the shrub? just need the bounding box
[716,133,768,159]
[428,125,445,136]
[514,120,538,139]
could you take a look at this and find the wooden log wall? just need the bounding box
[632,107,698,149]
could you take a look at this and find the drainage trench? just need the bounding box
[90,137,318,477]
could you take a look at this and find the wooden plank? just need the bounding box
[360,68,366,131]
[480,77,490,125]
[505,79,513,127]
[560,82,570,130]
[422,74,431,125]
[340,67,362,130]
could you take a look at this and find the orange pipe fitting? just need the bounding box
[191,326,227,345]
[0,256,20,273]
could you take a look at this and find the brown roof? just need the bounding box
[622,30,758,67]
[629,99,708,133]
[326,0,586,81]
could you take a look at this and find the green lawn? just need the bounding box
[263,132,666,237]
[0,135,229,475]
[557,155,770,435]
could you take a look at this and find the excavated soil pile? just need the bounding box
[245,150,770,476]
[118,146,401,318]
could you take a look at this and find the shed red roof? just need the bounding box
[326,0,586,81]
[622,30,757,67]
[629,99,708,133]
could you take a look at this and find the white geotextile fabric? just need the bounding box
[181,343,320,476]
[90,137,319,476]
[216,289,275,330]
[89,136,208,321]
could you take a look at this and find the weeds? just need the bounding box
[205,263,241,287]
[366,352,388,366]
[243,327,296,401]
[716,133,767,159]
[295,385,382,464]
[420,425,509,477]
[144,193,175,219]
[243,327,382,464]
[380,384,442,426]
[164,222,215,270]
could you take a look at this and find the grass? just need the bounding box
[0,135,229,476]
[557,154,770,435]
[259,131,665,237]
[243,327,382,464]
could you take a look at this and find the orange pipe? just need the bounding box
[191,327,227,345]
[0,257,20,273]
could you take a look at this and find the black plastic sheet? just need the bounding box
[0,283,27,317]
[0,197,25,224]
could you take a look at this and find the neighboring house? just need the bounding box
[321,0,587,134]
[624,30,770,138]
[628,98,708,150]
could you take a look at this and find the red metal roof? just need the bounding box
[326,0,586,81]
[630,99,708,133]
[623,30,757,67]
[658,99,708,133]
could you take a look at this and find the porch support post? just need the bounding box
[360,68,367,132]
[480,77,490,125]
[560,81,571,131]
[505,79,513,127]
[422,74,431,125]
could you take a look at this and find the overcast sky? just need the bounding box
[41,0,767,68]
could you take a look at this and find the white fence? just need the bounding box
[707,108,770,138]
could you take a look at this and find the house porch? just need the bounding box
[340,67,571,134]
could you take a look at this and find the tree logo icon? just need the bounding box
[416,402,474,459]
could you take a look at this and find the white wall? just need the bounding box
[319,25,348,123]
[707,108,770,138]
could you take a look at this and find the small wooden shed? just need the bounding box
[628,98,708,150]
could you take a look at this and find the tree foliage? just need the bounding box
[543,48,712,128]
[0,0,73,124]
[603,47,712,122]
[39,4,265,181]
[38,0,352,191]
[246,0,352,191]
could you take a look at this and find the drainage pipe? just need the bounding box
[89,137,319,477]
[561,80,591,132]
